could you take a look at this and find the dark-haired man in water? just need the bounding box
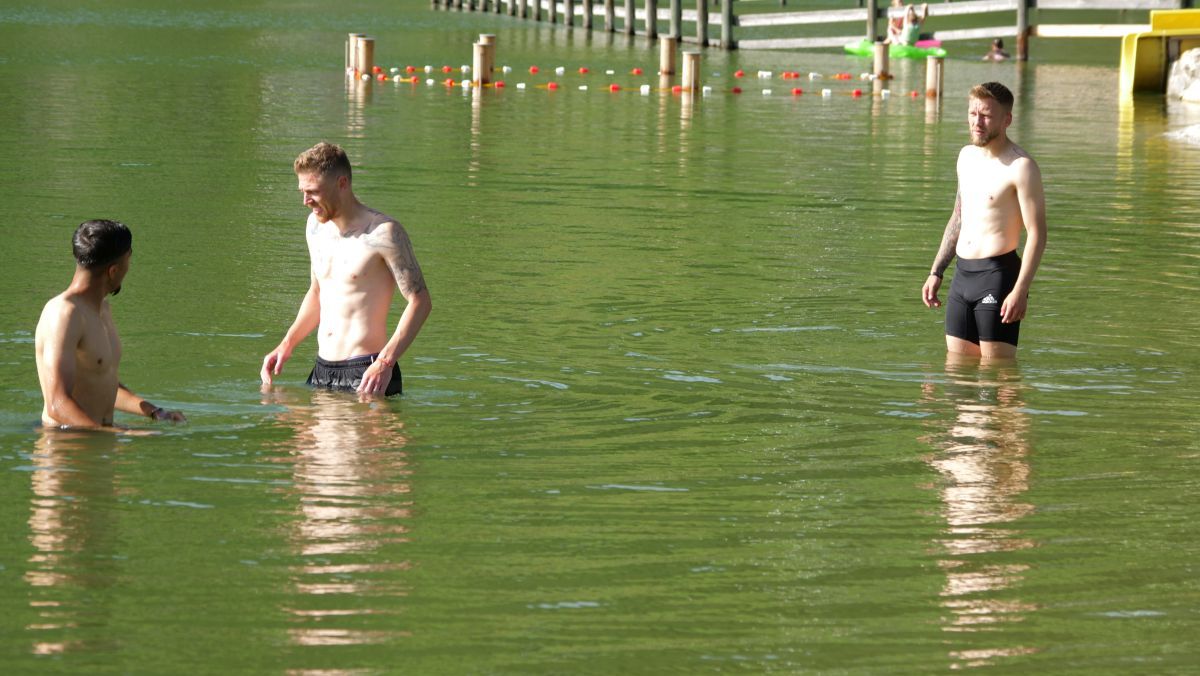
[35,219,186,428]
[921,82,1047,360]
[260,142,432,396]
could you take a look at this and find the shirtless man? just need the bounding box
[921,82,1047,360]
[260,142,431,396]
[35,219,186,428]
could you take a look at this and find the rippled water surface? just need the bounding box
[2,1,1198,673]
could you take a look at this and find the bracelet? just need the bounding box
[149,406,164,419]
[929,271,943,279]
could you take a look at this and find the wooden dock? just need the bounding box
[434,0,1196,59]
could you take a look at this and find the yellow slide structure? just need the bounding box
[1120,9,1200,97]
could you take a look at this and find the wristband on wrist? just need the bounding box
[929,270,943,279]
[149,406,164,419]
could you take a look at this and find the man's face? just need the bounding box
[298,171,342,223]
[968,96,1011,147]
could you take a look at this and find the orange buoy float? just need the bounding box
[579,67,589,74]
[495,81,506,88]
[548,81,559,90]
[791,87,803,95]
[852,88,863,97]
[632,67,643,75]
[732,86,742,94]
[530,65,540,74]
[609,84,620,92]
[734,69,745,78]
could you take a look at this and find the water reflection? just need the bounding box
[263,388,414,648]
[24,429,121,657]
[920,355,1039,668]
[345,76,372,137]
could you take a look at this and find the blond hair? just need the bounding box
[294,142,352,180]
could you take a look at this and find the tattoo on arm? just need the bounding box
[931,191,961,276]
[370,223,427,296]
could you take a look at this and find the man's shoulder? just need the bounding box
[37,293,84,338]
[363,212,411,246]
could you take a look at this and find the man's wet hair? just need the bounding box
[294,141,352,181]
[73,219,132,270]
[969,82,1014,112]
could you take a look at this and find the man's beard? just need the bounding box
[971,129,999,147]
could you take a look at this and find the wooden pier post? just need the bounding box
[583,0,593,28]
[925,55,944,99]
[473,42,488,85]
[565,0,574,26]
[866,0,878,43]
[660,34,678,74]
[681,50,701,92]
[624,0,634,35]
[1016,0,1030,61]
[346,33,365,72]
[873,40,889,81]
[605,0,615,31]
[696,0,708,47]
[549,0,557,24]
[720,0,733,49]
[670,0,681,39]
[645,0,658,39]
[480,33,496,84]
[355,36,375,77]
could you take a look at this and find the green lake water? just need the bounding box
[2,1,1198,673]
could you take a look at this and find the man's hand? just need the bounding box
[922,274,943,308]
[1000,290,1028,324]
[151,407,187,423]
[357,358,394,396]
[261,345,292,385]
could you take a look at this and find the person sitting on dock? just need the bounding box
[887,2,929,46]
[983,38,1011,62]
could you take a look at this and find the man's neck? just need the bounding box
[330,198,365,236]
[65,269,110,310]
[980,135,1011,158]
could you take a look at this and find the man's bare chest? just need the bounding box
[313,237,385,283]
[77,312,120,374]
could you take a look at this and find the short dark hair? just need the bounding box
[73,219,132,270]
[294,141,352,181]
[970,82,1014,112]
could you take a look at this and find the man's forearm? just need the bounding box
[380,290,432,364]
[931,209,961,276]
[280,287,321,350]
[115,384,157,417]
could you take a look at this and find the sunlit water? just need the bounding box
[1,1,1198,672]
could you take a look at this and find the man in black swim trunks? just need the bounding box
[921,82,1046,359]
[261,142,432,396]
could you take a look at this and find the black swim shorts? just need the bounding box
[307,354,402,396]
[945,250,1022,346]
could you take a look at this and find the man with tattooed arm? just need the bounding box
[922,82,1046,360]
[261,142,432,396]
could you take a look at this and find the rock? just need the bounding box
[1167,48,1200,101]
[1165,124,1200,145]
[1182,81,1200,104]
